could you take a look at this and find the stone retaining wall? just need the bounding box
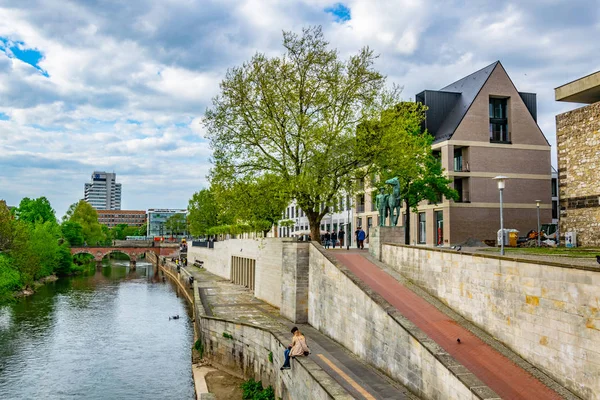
[556,101,600,246]
[308,244,499,400]
[382,244,600,399]
[187,238,284,308]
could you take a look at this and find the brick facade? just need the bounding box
[556,101,600,246]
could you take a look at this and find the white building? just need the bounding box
[84,171,122,210]
[277,197,354,246]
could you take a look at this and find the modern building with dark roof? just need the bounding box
[405,61,552,245]
[555,70,600,246]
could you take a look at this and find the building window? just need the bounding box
[551,178,558,197]
[552,200,558,220]
[453,148,463,172]
[489,97,509,143]
[418,213,426,244]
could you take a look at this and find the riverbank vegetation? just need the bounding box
[1,198,143,304]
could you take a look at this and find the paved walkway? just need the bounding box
[187,265,415,400]
[329,250,566,400]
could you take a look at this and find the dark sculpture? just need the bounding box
[375,187,389,227]
[385,177,401,226]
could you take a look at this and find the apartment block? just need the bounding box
[356,62,552,246]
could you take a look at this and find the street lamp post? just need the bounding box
[493,176,508,256]
[536,200,541,247]
[347,203,350,250]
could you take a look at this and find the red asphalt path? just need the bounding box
[331,251,562,400]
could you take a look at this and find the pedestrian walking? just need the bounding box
[331,230,338,248]
[280,327,310,370]
[324,231,331,249]
[338,228,345,248]
[357,227,366,249]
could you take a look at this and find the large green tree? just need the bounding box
[210,172,290,236]
[68,201,105,245]
[165,214,187,236]
[0,200,13,251]
[188,189,219,236]
[367,103,458,244]
[13,197,57,224]
[205,26,398,242]
[61,221,85,246]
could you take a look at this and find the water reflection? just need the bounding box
[0,260,195,400]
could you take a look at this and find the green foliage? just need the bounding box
[0,200,13,251]
[109,224,140,241]
[0,254,21,303]
[61,221,85,246]
[268,351,273,363]
[68,200,105,245]
[205,26,399,242]
[278,220,295,228]
[367,102,459,243]
[210,173,290,235]
[188,189,219,236]
[13,196,57,224]
[0,197,82,302]
[241,379,275,400]
[194,339,204,359]
[222,332,233,339]
[165,213,187,236]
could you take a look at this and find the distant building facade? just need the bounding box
[555,70,600,246]
[97,210,146,228]
[276,198,353,246]
[147,208,187,237]
[378,62,552,246]
[84,171,122,210]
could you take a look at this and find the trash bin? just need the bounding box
[509,231,518,247]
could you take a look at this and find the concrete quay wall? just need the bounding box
[382,244,600,400]
[308,244,498,400]
[187,238,284,308]
[160,260,350,400]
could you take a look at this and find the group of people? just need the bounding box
[320,226,367,249]
[321,228,345,249]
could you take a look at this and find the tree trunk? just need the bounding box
[306,210,322,244]
[404,199,411,245]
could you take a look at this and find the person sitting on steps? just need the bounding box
[280,326,310,370]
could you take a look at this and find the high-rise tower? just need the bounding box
[84,171,122,210]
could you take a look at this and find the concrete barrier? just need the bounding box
[382,244,600,400]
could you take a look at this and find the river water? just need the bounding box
[0,260,195,400]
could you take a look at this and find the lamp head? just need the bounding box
[536,200,541,207]
[493,175,508,190]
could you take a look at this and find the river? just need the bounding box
[0,260,195,400]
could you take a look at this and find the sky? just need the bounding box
[0,0,598,218]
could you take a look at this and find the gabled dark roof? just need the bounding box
[433,61,499,143]
[417,61,499,143]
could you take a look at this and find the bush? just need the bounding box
[241,379,275,400]
[0,254,22,303]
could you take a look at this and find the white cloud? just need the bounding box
[0,0,597,216]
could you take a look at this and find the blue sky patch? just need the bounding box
[325,3,351,22]
[0,37,49,77]
[0,112,9,121]
[126,119,142,125]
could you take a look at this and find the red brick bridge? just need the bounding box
[71,246,179,268]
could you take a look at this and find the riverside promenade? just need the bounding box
[329,249,574,400]
[185,263,415,400]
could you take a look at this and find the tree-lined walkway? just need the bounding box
[330,250,566,400]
